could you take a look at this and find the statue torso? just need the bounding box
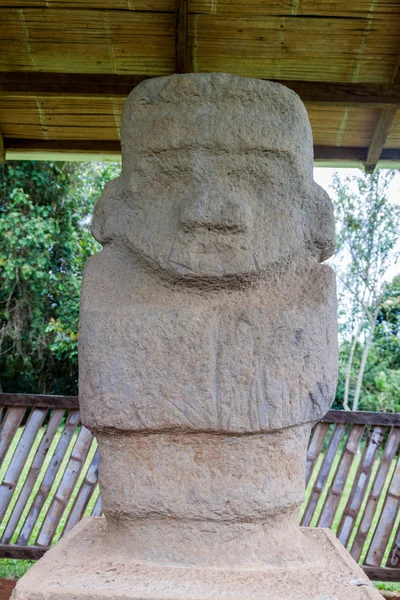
[79,247,337,433]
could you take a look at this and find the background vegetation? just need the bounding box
[0,161,121,395]
[1,162,399,411]
[332,170,400,412]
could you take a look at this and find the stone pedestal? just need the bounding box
[12,73,372,599]
[12,518,382,600]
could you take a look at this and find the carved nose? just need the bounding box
[180,189,251,233]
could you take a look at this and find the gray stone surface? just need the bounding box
[80,247,337,432]
[80,73,337,434]
[11,518,383,600]
[13,73,345,598]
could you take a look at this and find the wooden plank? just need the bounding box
[0,408,47,522]
[364,453,400,567]
[301,423,346,527]
[3,73,400,107]
[337,426,385,548]
[35,426,94,546]
[0,407,26,470]
[175,0,188,73]
[305,422,330,486]
[388,519,400,568]
[91,493,102,517]
[17,410,81,545]
[189,12,400,83]
[322,410,400,427]
[0,543,49,560]
[0,0,175,9]
[317,424,365,529]
[1,408,65,544]
[0,9,176,75]
[362,566,400,582]
[0,393,79,409]
[351,427,400,562]
[62,447,100,535]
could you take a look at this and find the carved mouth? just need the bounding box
[180,221,247,235]
[179,228,249,253]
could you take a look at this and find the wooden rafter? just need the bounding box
[364,60,400,173]
[3,73,400,108]
[4,139,400,165]
[175,0,188,74]
[0,73,150,99]
[4,139,121,156]
[364,109,398,173]
[314,146,400,163]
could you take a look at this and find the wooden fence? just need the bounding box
[0,393,399,582]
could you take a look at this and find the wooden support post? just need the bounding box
[176,0,188,73]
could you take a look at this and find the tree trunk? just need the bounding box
[352,317,377,412]
[343,323,362,411]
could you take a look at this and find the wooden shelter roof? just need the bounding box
[1,1,400,169]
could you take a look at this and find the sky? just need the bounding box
[314,168,400,206]
[313,167,400,282]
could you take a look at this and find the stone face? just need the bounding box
[91,74,335,283]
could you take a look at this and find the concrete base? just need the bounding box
[12,518,382,600]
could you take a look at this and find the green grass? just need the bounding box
[0,422,398,594]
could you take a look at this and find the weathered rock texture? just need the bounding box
[12,73,377,599]
[12,519,383,600]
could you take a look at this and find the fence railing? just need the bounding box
[0,393,399,582]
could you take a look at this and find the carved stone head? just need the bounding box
[92,73,335,282]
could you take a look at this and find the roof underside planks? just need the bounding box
[1,0,400,168]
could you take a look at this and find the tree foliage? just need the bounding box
[0,160,120,394]
[332,171,400,411]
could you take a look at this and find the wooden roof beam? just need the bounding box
[175,0,188,74]
[4,139,400,165]
[2,73,400,108]
[364,60,400,173]
[315,146,400,164]
[4,139,121,162]
[364,109,397,173]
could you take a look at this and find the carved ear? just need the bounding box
[307,182,336,263]
[91,179,120,245]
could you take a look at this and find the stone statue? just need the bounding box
[13,73,382,600]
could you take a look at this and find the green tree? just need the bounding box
[332,170,400,411]
[0,160,120,394]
